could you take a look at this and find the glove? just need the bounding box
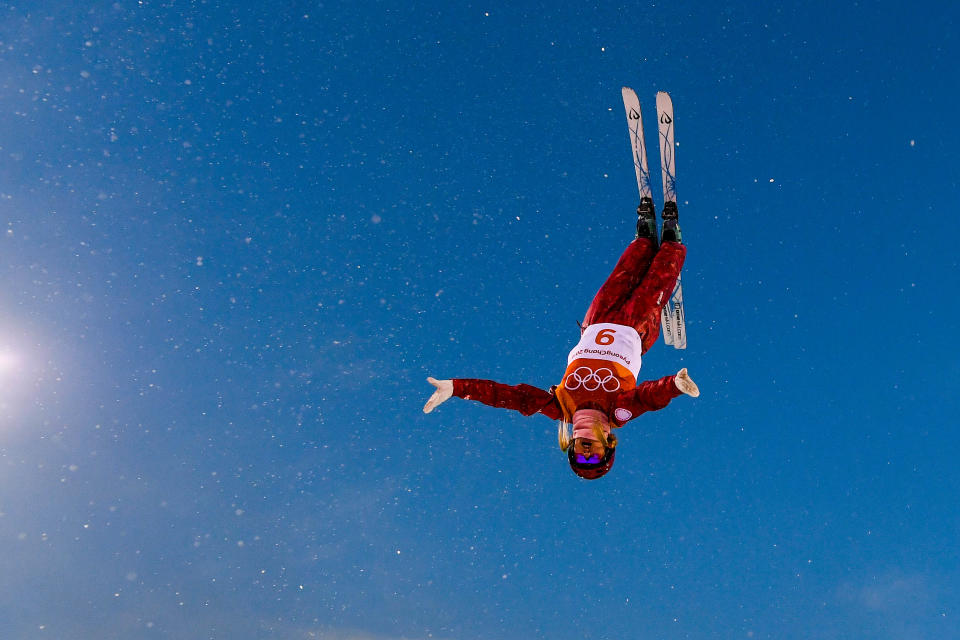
[423,377,454,413]
[674,368,700,397]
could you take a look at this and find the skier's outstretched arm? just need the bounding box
[616,368,699,421]
[422,377,562,419]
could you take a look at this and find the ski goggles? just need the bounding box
[574,453,602,464]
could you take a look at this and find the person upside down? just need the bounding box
[422,215,699,480]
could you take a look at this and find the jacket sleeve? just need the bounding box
[453,379,562,420]
[613,374,683,424]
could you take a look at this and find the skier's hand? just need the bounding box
[674,368,700,397]
[423,377,454,413]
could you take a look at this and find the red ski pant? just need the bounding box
[582,239,686,354]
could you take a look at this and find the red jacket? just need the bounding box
[453,374,681,427]
[452,240,687,428]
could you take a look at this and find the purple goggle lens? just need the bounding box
[575,453,602,464]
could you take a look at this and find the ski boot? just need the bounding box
[660,201,682,244]
[635,197,658,241]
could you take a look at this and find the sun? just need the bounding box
[0,349,20,373]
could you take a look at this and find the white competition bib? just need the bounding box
[567,323,643,378]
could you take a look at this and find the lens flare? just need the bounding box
[0,350,19,373]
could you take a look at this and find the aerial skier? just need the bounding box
[422,89,699,480]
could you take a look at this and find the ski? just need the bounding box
[621,87,656,240]
[655,91,687,349]
[621,87,652,198]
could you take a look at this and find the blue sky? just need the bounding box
[1,1,958,639]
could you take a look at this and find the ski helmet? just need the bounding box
[567,444,616,480]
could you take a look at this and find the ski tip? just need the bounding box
[621,86,636,97]
[656,91,673,106]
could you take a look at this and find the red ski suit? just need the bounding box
[453,238,686,428]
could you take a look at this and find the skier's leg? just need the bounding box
[608,241,686,352]
[581,238,657,329]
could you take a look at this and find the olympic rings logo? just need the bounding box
[564,366,621,392]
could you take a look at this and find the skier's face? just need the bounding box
[572,437,606,462]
